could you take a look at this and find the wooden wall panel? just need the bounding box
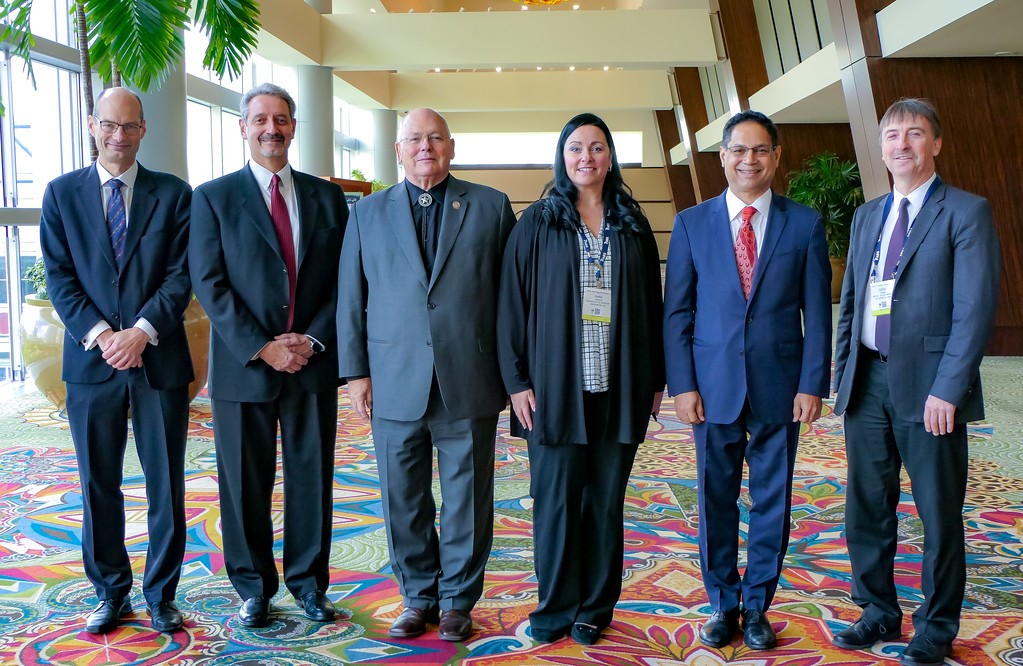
[718,0,771,109]
[655,109,697,214]
[864,56,1023,354]
[772,123,857,193]
[673,67,728,202]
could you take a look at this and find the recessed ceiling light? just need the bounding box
[521,5,528,9]
[569,66,575,71]
[573,4,580,8]
[434,67,440,73]
[536,66,542,71]
[369,7,375,13]
[603,65,609,71]
[496,66,502,72]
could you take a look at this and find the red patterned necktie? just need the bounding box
[735,205,757,299]
[270,174,297,332]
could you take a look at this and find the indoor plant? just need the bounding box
[786,151,864,301]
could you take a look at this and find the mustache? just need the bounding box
[259,132,286,142]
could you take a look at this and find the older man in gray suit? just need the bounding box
[832,98,1000,666]
[337,108,515,642]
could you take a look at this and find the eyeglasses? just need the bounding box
[724,144,775,158]
[400,134,449,146]
[93,117,143,135]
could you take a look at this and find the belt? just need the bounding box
[860,344,888,363]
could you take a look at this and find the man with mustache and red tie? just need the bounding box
[832,98,1000,666]
[190,83,348,628]
[663,110,831,651]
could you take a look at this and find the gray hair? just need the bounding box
[241,83,297,121]
[879,97,941,140]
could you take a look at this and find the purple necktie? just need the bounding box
[270,174,297,332]
[107,179,127,270]
[874,197,909,357]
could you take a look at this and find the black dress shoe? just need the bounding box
[147,601,184,632]
[698,609,740,648]
[900,634,952,666]
[833,618,902,650]
[438,609,474,642]
[238,596,271,628]
[742,609,777,650]
[85,596,131,634]
[297,590,336,622]
[389,607,438,638]
[571,622,602,645]
[530,624,570,643]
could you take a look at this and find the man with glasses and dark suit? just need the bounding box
[40,86,193,634]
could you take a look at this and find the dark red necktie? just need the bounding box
[270,174,297,332]
[735,205,757,299]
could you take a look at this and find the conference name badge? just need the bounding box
[870,279,895,316]
[582,287,612,323]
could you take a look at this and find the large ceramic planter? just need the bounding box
[19,296,211,413]
[830,256,847,304]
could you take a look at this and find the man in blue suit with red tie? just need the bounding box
[40,87,193,634]
[663,110,832,651]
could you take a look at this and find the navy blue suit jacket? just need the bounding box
[663,191,832,424]
[833,182,1000,422]
[40,163,194,389]
[190,166,347,402]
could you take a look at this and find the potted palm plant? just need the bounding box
[786,151,864,302]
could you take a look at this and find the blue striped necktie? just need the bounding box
[107,178,127,270]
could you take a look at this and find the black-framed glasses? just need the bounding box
[93,117,143,135]
[725,144,774,158]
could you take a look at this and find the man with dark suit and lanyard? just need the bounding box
[190,83,348,628]
[40,87,193,634]
[832,98,1000,666]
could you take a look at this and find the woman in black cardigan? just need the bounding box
[497,113,665,646]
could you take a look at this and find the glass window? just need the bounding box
[9,56,83,208]
[221,110,244,174]
[186,100,214,187]
[26,0,75,48]
[184,27,243,92]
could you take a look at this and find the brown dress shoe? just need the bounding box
[388,607,438,638]
[438,609,474,642]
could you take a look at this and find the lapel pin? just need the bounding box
[452,200,461,210]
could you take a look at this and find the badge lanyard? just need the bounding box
[579,218,610,288]
[869,177,941,284]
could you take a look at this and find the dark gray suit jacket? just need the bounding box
[833,181,1001,422]
[337,175,516,421]
[190,166,347,402]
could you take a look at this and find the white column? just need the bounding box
[373,109,399,186]
[135,63,187,180]
[297,65,335,177]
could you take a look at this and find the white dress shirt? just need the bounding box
[83,161,158,350]
[725,188,772,256]
[860,172,938,350]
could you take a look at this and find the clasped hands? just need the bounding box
[97,328,148,370]
[258,332,315,373]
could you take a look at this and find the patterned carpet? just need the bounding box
[1,358,1021,665]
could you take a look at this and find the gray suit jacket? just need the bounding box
[337,175,516,421]
[833,180,1001,422]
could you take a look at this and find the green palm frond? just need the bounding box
[193,0,261,81]
[85,0,190,90]
[0,0,36,115]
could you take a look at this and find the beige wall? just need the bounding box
[454,166,675,260]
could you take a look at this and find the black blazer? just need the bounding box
[40,163,194,389]
[190,165,348,402]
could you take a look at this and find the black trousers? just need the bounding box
[212,383,338,601]
[66,368,188,604]
[843,354,968,643]
[527,391,639,633]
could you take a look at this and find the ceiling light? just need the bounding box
[434,67,441,73]
[496,66,502,72]
[536,66,542,71]
[603,65,609,71]
[569,66,575,71]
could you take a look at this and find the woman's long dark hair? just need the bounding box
[539,112,647,234]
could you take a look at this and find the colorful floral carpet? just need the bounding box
[1,358,1022,665]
